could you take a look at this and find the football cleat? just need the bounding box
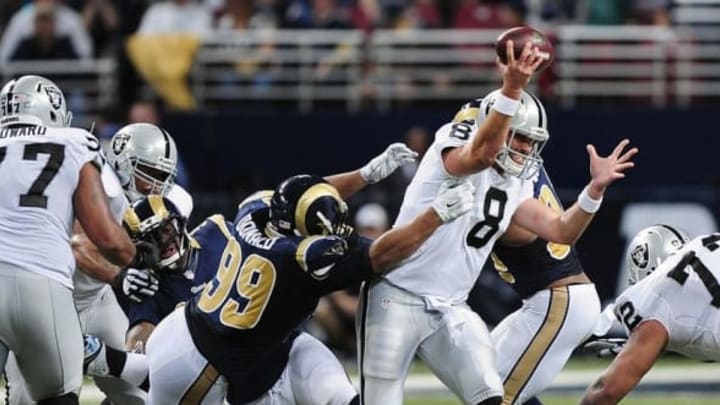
[83,335,109,377]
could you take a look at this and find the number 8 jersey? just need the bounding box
[386,122,533,303]
[0,125,102,288]
[613,234,720,362]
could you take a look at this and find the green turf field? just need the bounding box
[404,394,720,405]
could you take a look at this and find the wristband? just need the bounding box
[577,186,603,214]
[492,93,521,117]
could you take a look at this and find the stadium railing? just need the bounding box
[0,58,117,124]
[4,26,720,114]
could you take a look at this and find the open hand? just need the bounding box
[587,139,638,195]
[499,41,546,94]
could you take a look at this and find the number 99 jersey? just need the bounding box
[613,234,720,362]
[385,121,533,303]
[185,191,374,403]
[491,167,584,298]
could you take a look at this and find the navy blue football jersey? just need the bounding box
[185,190,374,403]
[491,167,584,298]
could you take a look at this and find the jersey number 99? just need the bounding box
[197,239,277,329]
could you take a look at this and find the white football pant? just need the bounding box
[358,279,503,405]
[491,284,600,405]
[0,264,83,401]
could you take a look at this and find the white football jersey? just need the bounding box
[385,122,533,303]
[614,234,720,361]
[73,162,129,310]
[0,125,103,288]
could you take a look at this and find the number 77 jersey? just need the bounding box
[0,125,103,288]
[613,234,720,362]
[385,121,534,303]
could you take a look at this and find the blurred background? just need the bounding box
[2,0,720,391]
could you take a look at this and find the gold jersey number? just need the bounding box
[538,184,571,260]
[197,238,277,329]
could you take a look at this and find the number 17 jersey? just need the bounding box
[386,122,533,303]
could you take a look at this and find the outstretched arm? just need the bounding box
[581,320,667,405]
[443,41,544,176]
[512,139,638,245]
[325,143,418,199]
[369,180,475,272]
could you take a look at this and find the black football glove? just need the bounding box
[128,240,161,270]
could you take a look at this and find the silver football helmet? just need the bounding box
[476,89,549,179]
[627,224,690,285]
[0,75,72,128]
[106,123,178,202]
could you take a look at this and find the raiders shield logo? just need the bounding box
[112,132,131,155]
[631,243,649,269]
[44,87,63,110]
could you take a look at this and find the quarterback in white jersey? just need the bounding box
[358,41,638,405]
[581,225,720,405]
[0,75,141,404]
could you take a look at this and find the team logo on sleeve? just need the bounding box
[630,243,649,269]
[112,132,131,155]
[44,87,63,110]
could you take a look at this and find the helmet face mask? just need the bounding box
[269,174,350,238]
[0,75,72,128]
[124,195,189,271]
[627,224,690,285]
[107,123,178,202]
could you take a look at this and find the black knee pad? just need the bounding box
[476,396,502,405]
[37,392,78,405]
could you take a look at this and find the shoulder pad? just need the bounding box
[235,190,273,222]
[166,185,193,218]
[434,121,472,152]
[295,235,348,280]
[190,214,233,248]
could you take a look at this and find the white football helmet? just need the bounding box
[0,75,72,128]
[475,89,549,179]
[627,224,690,285]
[106,123,178,202]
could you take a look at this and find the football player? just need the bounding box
[579,225,720,405]
[4,122,190,405]
[452,99,601,405]
[0,75,152,404]
[358,41,638,405]
[141,172,474,404]
[118,141,418,358]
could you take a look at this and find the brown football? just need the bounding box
[495,26,554,72]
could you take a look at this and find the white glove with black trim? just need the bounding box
[432,179,476,223]
[360,143,418,184]
[121,268,159,303]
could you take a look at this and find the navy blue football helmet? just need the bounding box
[270,174,349,238]
[124,195,189,271]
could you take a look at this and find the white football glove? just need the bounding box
[359,143,418,184]
[432,179,476,223]
[583,337,627,358]
[122,268,159,303]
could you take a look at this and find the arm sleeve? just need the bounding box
[312,237,375,295]
[128,295,159,328]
